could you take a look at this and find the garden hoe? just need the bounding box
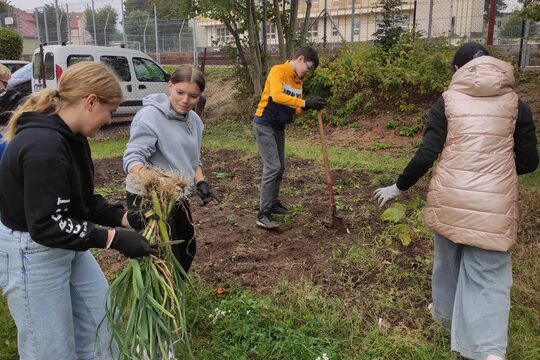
[317,111,348,234]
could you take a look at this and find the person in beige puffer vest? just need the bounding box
[374,43,538,360]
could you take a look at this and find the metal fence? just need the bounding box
[2,0,536,64]
[1,0,538,118]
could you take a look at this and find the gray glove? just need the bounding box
[373,184,402,207]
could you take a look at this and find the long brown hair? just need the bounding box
[5,61,123,140]
[170,64,205,92]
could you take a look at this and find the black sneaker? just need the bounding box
[270,200,288,215]
[256,212,280,229]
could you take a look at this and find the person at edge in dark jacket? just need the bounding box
[123,64,220,274]
[253,46,327,229]
[0,61,157,360]
[0,63,19,158]
[374,43,539,360]
[0,63,25,125]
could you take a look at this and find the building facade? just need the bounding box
[194,0,485,50]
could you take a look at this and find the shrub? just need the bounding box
[0,28,23,60]
[302,34,455,126]
[373,0,407,50]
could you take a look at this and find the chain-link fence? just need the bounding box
[5,0,536,64]
[2,0,538,118]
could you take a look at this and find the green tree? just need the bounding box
[124,0,152,13]
[500,12,538,38]
[0,0,10,13]
[0,27,23,59]
[124,10,154,51]
[373,0,407,50]
[35,4,69,44]
[0,1,18,32]
[520,0,540,22]
[123,0,192,52]
[156,0,261,92]
[155,0,305,95]
[84,5,118,46]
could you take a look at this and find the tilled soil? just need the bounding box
[94,148,430,293]
[93,130,539,329]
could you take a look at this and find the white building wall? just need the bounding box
[193,0,485,48]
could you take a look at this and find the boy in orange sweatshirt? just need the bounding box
[253,46,326,229]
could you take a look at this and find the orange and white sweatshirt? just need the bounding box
[253,61,305,129]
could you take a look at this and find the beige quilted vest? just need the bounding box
[424,56,519,251]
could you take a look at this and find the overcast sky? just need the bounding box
[10,0,523,14]
[11,0,122,13]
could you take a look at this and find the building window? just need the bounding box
[375,14,408,31]
[266,23,277,39]
[297,19,318,39]
[353,17,360,36]
[216,27,233,43]
[312,20,319,38]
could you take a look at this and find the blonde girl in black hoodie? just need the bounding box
[0,61,156,360]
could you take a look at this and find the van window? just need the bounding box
[133,57,167,82]
[100,55,131,81]
[31,52,55,81]
[32,53,41,80]
[44,53,55,80]
[67,54,94,67]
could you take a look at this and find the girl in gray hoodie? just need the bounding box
[123,65,220,273]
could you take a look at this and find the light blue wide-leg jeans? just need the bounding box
[0,221,117,360]
[431,233,512,360]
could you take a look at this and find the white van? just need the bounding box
[31,45,170,114]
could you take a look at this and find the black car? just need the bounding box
[0,63,31,122]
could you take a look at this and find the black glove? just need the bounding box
[126,209,155,231]
[196,180,222,206]
[303,96,327,111]
[110,228,158,258]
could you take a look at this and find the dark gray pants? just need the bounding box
[431,233,512,360]
[253,122,285,213]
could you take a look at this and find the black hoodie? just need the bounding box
[0,112,125,251]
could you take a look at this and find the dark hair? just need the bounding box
[293,46,319,69]
[170,64,205,92]
[452,42,489,69]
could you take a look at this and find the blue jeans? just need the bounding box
[0,221,117,360]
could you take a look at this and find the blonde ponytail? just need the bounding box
[4,61,123,141]
[4,89,59,140]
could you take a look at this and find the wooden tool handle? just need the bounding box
[317,111,336,208]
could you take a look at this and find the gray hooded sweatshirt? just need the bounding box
[123,93,204,194]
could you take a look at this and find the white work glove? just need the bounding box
[373,184,403,207]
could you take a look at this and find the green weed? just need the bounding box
[0,297,17,359]
[89,138,127,159]
[385,119,400,129]
[378,198,430,246]
[278,202,306,222]
[397,121,423,137]
[213,172,232,179]
[369,142,392,151]
[95,186,123,198]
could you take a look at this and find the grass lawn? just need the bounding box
[1,122,538,360]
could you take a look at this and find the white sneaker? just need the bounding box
[486,356,503,360]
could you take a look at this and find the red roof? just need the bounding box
[16,9,36,38]
[69,12,84,30]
